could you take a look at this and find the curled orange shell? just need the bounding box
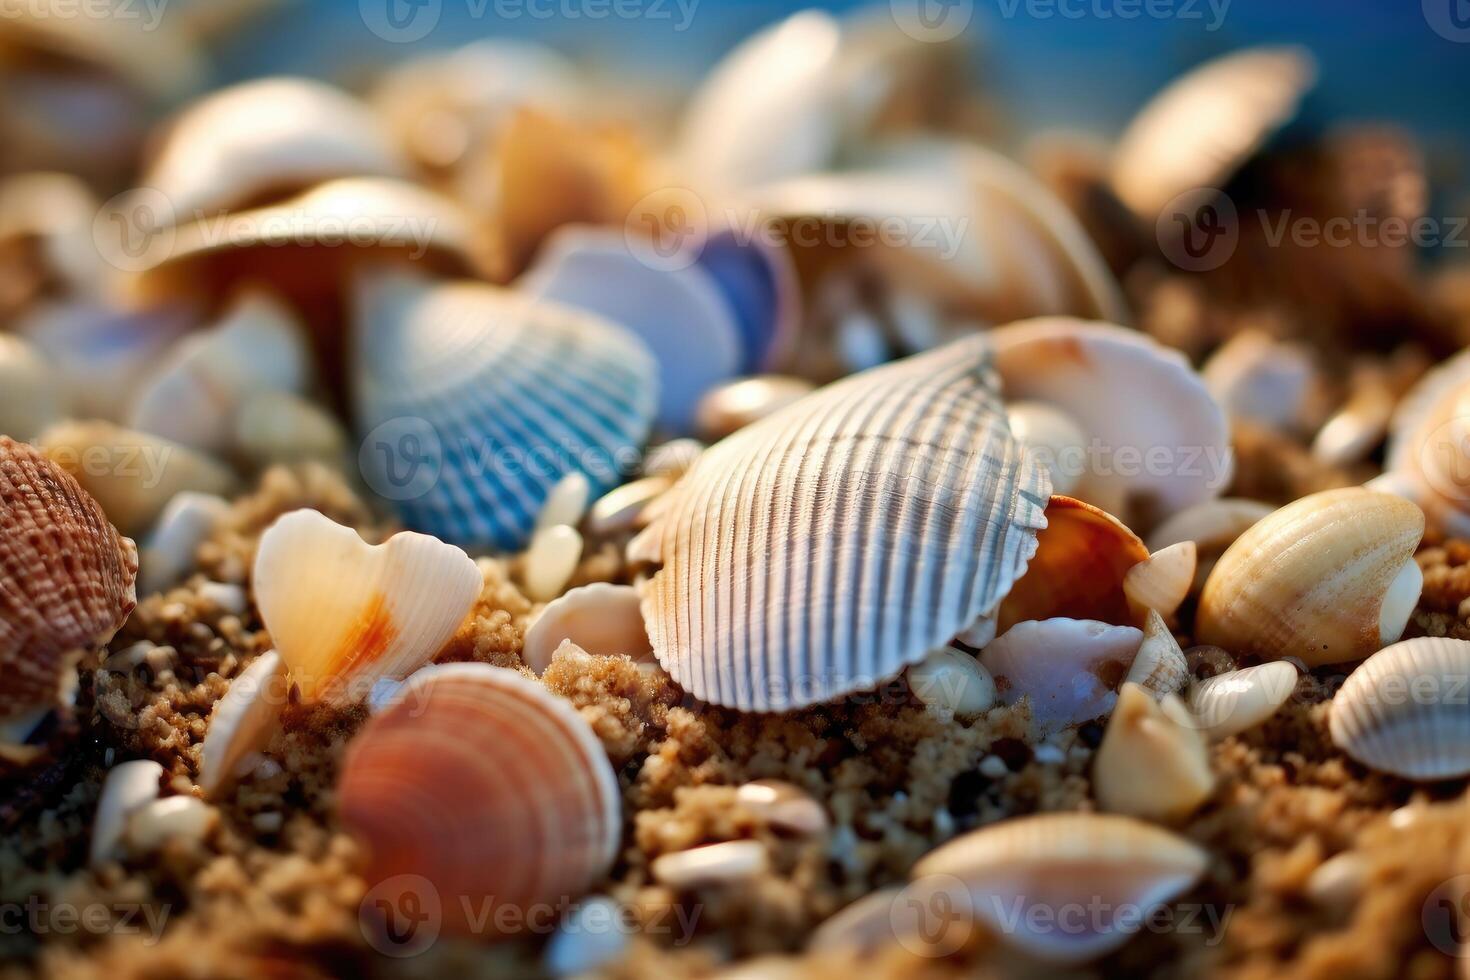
[1,437,138,722]
[338,663,621,939]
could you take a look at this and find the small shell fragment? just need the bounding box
[521,584,651,675]
[1188,661,1299,741]
[736,781,828,836]
[536,472,592,533]
[1146,497,1274,589]
[1126,611,1191,700]
[1094,684,1214,822]
[91,760,163,867]
[906,648,996,718]
[1124,541,1198,624]
[980,619,1143,734]
[124,796,217,853]
[198,651,288,799]
[652,841,769,890]
[586,476,673,539]
[138,492,230,597]
[523,525,583,603]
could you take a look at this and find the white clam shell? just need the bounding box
[91,759,163,867]
[522,584,652,676]
[912,812,1209,964]
[980,619,1143,734]
[522,525,583,602]
[198,650,287,799]
[139,491,230,596]
[1094,684,1213,822]
[252,510,481,704]
[990,318,1231,529]
[1187,661,1299,741]
[1329,637,1470,781]
[124,795,217,853]
[0,334,64,442]
[233,390,347,468]
[353,273,658,550]
[636,336,1051,712]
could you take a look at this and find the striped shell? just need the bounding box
[634,336,1051,711]
[353,273,658,550]
[1,438,138,722]
[339,663,621,938]
[1329,637,1470,781]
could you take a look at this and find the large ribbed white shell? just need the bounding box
[635,336,1051,712]
[353,273,658,551]
[339,663,621,938]
[1329,637,1470,781]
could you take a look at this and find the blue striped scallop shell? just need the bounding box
[353,274,658,551]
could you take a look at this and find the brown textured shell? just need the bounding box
[0,437,138,722]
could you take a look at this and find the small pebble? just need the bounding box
[125,796,217,852]
[1033,744,1066,766]
[252,812,284,833]
[906,647,996,717]
[523,525,583,602]
[978,756,1009,779]
[197,581,248,615]
[652,840,768,889]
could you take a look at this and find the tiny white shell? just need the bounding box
[652,841,769,889]
[523,525,583,603]
[980,619,1143,733]
[198,650,287,799]
[736,780,828,836]
[1187,661,1299,741]
[536,472,592,533]
[522,583,652,675]
[124,795,217,853]
[906,648,996,718]
[138,492,230,597]
[91,759,163,867]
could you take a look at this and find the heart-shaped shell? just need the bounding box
[252,510,482,703]
[635,336,1050,712]
[353,273,658,550]
[912,812,1208,964]
[1,438,139,722]
[339,663,621,938]
[1329,637,1470,781]
[1196,489,1424,667]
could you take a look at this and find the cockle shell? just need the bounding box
[90,759,164,868]
[990,318,1231,530]
[1094,684,1213,822]
[353,273,658,550]
[128,291,311,454]
[1329,637,1470,781]
[912,812,1209,964]
[522,584,652,675]
[1,437,138,722]
[198,650,287,799]
[0,334,64,442]
[980,619,1143,733]
[634,336,1051,712]
[1196,489,1424,667]
[339,663,621,938]
[139,77,404,220]
[1124,541,1198,623]
[1187,661,1299,741]
[253,510,480,704]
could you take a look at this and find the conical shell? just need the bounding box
[198,650,287,799]
[980,619,1143,733]
[1094,684,1213,822]
[636,336,1050,711]
[1,437,138,722]
[1329,637,1470,781]
[1196,489,1424,667]
[252,510,482,703]
[353,273,658,550]
[339,663,621,938]
[912,812,1208,964]
[522,584,652,676]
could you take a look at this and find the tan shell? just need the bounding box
[912,812,1208,963]
[339,663,621,938]
[1187,661,1300,741]
[1,437,138,722]
[1126,611,1191,700]
[1094,684,1213,822]
[1196,489,1424,667]
[1124,541,1198,623]
[198,650,287,799]
[522,583,652,676]
[635,336,1051,712]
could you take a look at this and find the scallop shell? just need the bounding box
[139,77,404,220]
[1187,661,1299,741]
[1,437,139,722]
[990,318,1231,530]
[339,663,621,938]
[0,334,64,442]
[1196,489,1424,667]
[198,650,287,799]
[1329,637,1470,781]
[912,812,1208,964]
[1094,684,1213,822]
[522,584,652,676]
[353,273,658,550]
[980,619,1143,733]
[1124,541,1198,623]
[1111,46,1318,219]
[252,510,482,704]
[635,336,1051,712]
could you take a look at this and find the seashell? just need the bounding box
[138,491,230,596]
[980,619,1143,734]
[253,510,481,703]
[1111,46,1318,219]
[1328,637,1470,781]
[1124,542,1198,624]
[1384,348,1470,536]
[139,77,404,221]
[1126,611,1191,700]
[198,650,288,799]
[543,896,629,979]
[522,526,583,602]
[997,495,1148,632]
[1202,329,1321,434]
[990,318,1231,530]
[1,437,139,722]
[522,584,652,675]
[339,662,621,938]
[1312,375,1395,469]
[233,391,347,469]
[0,334,64,442]
[912,812,1208,964]
[644,439,705,480]
[806,887,906,955]
[128,291,311,454]
[1007,400,1088,497]
[693,228,801,374]
[736,780,828,836]
[90,760,163,867]
[1187,661,1299,741]
[353,273,658,551]
[1196,489,1424,667]
[124,795,217,853]
[1093,684,1214,823]
[695,376,817,443]
[0,173,106,302]
[635,336,1051,712]
[586,476,673,539]
[536,472,592,533]
[38,420,236,537]
[652,841,769,889]
[1147,497,1276,589]
[197,582,246,616]
[905,648,996,718]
